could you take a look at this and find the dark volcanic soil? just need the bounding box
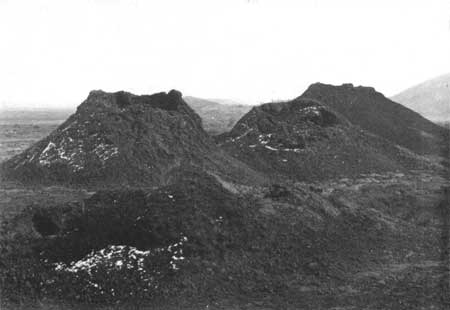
[1,170,448,309]
[217,98,439,182]
[300,83,449,156]
[1,87,449,310]
[0,90,264,188]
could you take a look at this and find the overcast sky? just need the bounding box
[1,0,449,109]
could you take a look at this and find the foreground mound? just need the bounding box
[0,90,263,187]
[300,83,448,156]
[2,171,444,307]
[218,98,433,182]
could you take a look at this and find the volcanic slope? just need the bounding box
[300,83,448,155]
[217,98,435,182]
[0,89,264,187]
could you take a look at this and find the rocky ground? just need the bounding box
[1,169,448,309]
[1,109,449,310]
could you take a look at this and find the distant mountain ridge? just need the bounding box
[391,73,450,123]
[207,98,252,106]
[0,109,72,123]
[184,96,252,135]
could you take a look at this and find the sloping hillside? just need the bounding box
[0,90,264,187]
[217,98,434,182]
[300,83,448,155]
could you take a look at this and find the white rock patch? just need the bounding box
[38,138,85,171]
[264,145,279,151]
[94,143,119,162]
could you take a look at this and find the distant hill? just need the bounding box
[300,83,448,156]
[1,90,264,187]
[183,96,252,135]
[438,121,450,129]
[391,73,450,123]
[217,97,435,182]
[207,98,252,106]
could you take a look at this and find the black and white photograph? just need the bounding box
[0,0,449,309]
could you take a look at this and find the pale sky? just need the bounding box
[1,0,449,109]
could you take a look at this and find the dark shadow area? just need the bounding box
[32,211,60,237]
